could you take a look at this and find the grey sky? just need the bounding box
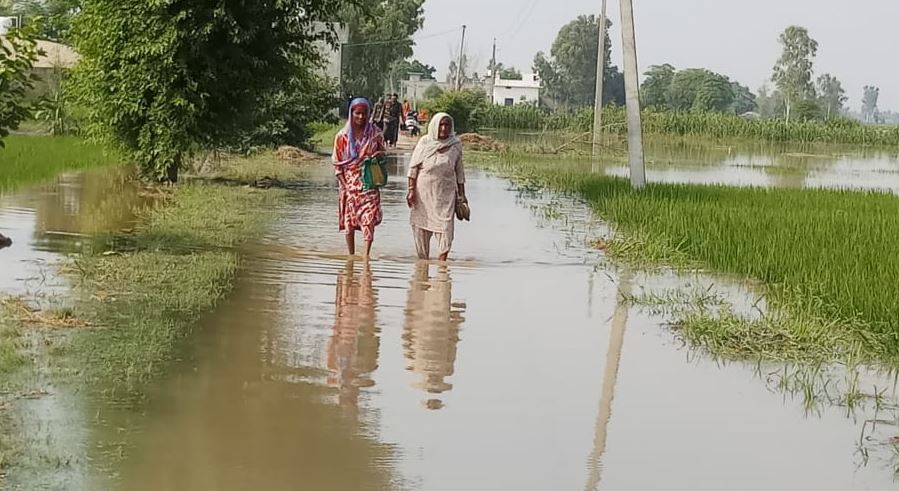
[413,0,899,110]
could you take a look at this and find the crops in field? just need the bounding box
[475,106,899,146]
[475,152,899,363]
[0,136,119,191]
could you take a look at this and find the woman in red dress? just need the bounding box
[333,98,386,258]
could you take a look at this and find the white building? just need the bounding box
[399,73,443,105]
[492,74,541,106]
[0,16,17,35]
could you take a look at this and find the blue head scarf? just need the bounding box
[346,97,373,161]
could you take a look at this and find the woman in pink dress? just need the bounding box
[333,98,386,258]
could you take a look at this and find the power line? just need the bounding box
[342,27,460,48]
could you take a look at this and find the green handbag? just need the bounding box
[361,156,388,191]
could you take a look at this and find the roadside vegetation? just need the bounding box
[472,105,899,146]
[474,151,899,365]
[0,136,118,191]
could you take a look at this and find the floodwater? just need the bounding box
[488,130,899,192]
[4,154,899,490]
[0,167,149,297]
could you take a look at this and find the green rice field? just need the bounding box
[0,136,119,191]
[475,151,899,364]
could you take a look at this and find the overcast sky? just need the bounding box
[413,0,899,111]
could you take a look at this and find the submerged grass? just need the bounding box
[476,151,899,364]
[67,159,301,390]
[477,105,899,146]
[0,136,119,192]
[0,152,308,478]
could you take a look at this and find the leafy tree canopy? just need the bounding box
[72,0,348,181]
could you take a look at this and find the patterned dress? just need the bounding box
[333,128,385,242]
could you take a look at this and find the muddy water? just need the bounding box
[63,159,899,491]
[490,130,899,192]
[0,167,148,297]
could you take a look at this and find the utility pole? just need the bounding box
[619,0,646,188]
[591,0,609,157]
[490,37,497,103]
[456,25,467,91]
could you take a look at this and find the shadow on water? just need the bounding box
[6,151,899,489]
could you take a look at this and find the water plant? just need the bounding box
[475,105,899,146]
[476,151,899,364]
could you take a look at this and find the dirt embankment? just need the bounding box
[459,133,509,153]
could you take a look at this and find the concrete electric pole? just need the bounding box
[619,0,646,189]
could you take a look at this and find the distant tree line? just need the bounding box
[641,64,756,114]
[533,14,625,109]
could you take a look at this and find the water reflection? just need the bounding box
[90,265,398,491]
[402,263,466,410]
[491,131,899,192]
[584,272,631,491]
[327,260,380,411]
[0,167,150,297]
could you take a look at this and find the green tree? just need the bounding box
[498,66,522,80]
[0,22,42,148]
[423,89,486,133]
[10,0,81,42]
[756,85,784,119]
[533,14,624,107]
[489,62,522,81]
[862,85,880,123]
[641,64,675,108]
[729,81,757,114]
[389,58,437,82]
[240,66,338,150]
[423,84,444,100]
[793,99,823,122]
[341,0,424,98]
[815,73,847,120]
[667,69,733,112]
[71,0,346,182]
[0,0,12,14]
[772,26,818,122]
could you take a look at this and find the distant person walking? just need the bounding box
[383,94,402,147]
[333,98,386,258]
[406,113,467,261]
[401,99,411,132]
[371,96,385,131]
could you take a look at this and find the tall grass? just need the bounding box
[477,152,899,363]
[309,122,342,151]
[475,106,899,146]
[0,136,119,191]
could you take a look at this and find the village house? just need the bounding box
[492,73,541,107]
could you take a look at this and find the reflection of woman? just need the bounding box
[403,263,466,410]
[333,98,386,258]
[327,260,380,409]
[406,113,467,261]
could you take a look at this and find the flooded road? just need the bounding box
[2,153,899,489]
[66,159,898,490]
